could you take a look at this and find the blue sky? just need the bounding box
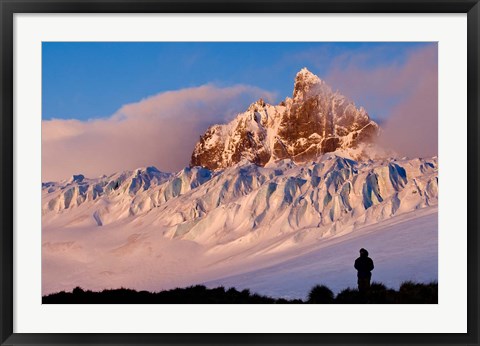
[42,42,433,122]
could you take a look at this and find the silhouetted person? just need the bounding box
[354,248,374,293]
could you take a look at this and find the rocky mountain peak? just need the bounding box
[190,68,379,171]
[293,68,327,100]
[296,67,321,84]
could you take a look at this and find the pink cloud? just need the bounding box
[376,61,438,158]
[42,85,275,181]
[324,45,438,157]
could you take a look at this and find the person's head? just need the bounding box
[359,248,369,257]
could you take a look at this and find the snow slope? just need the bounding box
[204,207,437,299]
[42,154,438,297]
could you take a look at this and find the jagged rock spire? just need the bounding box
[190,68,379,170]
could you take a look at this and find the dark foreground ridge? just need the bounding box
[43,281,437,304]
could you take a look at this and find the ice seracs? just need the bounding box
[43,155,438,245]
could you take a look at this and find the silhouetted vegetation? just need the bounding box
[397,281,438,304]
[307,285,335,304]
[43,281,437,304]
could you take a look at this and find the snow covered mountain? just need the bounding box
[42,68,438,297]
[190,68,379,170]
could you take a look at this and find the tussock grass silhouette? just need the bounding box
[43,281,437,304]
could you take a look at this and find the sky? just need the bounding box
[42,42,437,181]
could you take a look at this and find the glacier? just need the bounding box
[42,153,438,298]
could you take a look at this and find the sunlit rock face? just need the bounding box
[190,68,379,171]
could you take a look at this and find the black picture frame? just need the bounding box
[1,1,479,345]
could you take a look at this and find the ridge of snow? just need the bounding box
[43,155,438,243]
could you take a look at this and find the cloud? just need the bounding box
[376,51,438,158]
[42,85,275,181]
[323,44,438,157]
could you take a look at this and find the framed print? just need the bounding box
[1,1,479,345]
